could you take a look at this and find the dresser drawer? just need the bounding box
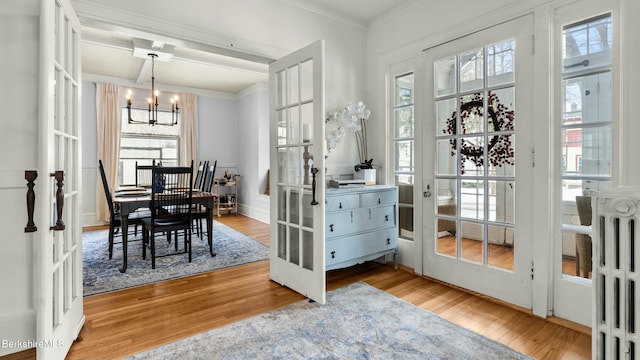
[325,228,397,268]
[352,205,396,231]
[325,211,356,239]
[326,194,359,212]
[326,205,396,239]
[360,190,397,207]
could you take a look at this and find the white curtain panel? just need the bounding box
[180,92,198,167]
[95,83,122,222]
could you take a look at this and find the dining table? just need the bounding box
[113,189,218,273]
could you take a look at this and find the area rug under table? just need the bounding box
[83,221,269,296]
[128,282,532,360]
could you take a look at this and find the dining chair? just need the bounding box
[193,160,209,191]
[142,160,194,269]
[575,195,592,278]
[98,160,149,259]
[193,160,217,238]
[135,161,154,188]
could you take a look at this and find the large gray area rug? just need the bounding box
[128,282,532,360]
[83,221,269,296]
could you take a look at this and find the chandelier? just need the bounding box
[126,53,179,126]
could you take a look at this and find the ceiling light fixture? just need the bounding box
[126,53,179,126]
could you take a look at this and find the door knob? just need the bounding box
[50,171,65,231]
[423,184,432,198]
[310,167,319,205]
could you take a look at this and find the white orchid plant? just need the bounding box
[325,101,373,169]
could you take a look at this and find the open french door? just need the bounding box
[36,0,84,358]
[421,16,534,308]
[269,40,326,304]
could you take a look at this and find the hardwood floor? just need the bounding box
[437,235,590,278]
[3,214,591,360]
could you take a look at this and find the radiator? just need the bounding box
[594,187,640,360]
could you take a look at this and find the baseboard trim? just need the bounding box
[0,310,36,357]
[237,203,269,224]
[82,212,101,227]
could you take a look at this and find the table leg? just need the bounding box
[207,204,216,257]
[119,208,129,273]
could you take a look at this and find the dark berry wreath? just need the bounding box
[444,91,515,174]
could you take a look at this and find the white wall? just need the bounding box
[82,83,98,225]
[237,83,270,223]
[0,1,40,355]
[197,94,238,169]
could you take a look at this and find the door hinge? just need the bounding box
[531,261,535,280]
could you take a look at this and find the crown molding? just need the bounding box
[83,73,239,100]
[72,0,287,62]
[237,82,269,98]
[280,0,367,29]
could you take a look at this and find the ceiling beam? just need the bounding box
[82,30,268,76]
[135,59,152,85]
[78,16,276,64]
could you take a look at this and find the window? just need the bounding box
[560,14,612,279]
[394,72,414,240]
[394,73,415,184]
[118,108,180,185]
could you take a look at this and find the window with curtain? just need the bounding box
[118,107,180,185]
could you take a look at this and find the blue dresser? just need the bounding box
[325,185,398,270]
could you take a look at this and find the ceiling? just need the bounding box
[80,0,412,95]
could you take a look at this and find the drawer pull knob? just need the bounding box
[387,238,391,245]
[331,251,336,259]
[339,202,342,209]
[385,215,389,221]
[378,198,381,204]
[329,224,334,232]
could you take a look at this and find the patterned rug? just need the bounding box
[128,282,532,360]
[83,221,269,296]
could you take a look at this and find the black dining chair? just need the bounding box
[193,160,209,192]
[142,160,194,269]
[98,160,149,259]
[135,161,154,188]
[193,160,217,238]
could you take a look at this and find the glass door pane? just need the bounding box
[435,38,517,271]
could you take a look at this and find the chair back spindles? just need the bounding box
[202,160,217,193]
[136,161,154,188]
[143,160,195,269]
[150,161,194,221]
[193,161,208,191]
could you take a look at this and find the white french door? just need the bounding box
[36,0,84,358]
[421,15,534,308]
[269,40,326,304]
[552,0,617,327]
